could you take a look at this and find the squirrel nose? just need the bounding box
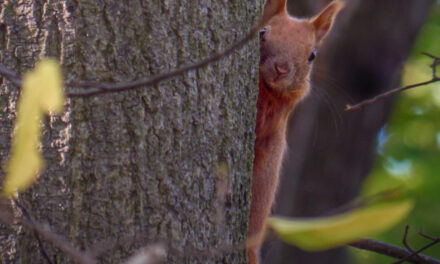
[275,62,290,75]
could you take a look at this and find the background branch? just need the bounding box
[0,24,260,98]
[7,200,97,264]
[346,53,439,111]
[0,64,21,86]
[349,238,440,264]
[65,25,259,97]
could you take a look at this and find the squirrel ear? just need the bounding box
[310,1,344,44]
[260,0,287,28]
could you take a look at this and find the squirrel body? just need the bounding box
[248,1,343,263]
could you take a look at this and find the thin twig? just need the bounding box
[0,24,259,98]
[421,52,440,60]
[391,239,440,264]
[346,53,440,111]
[11,199,96,264]
[419,230,438,241]
[65,25,259,97]
[403,225,415,252]
[345,78,440,111]
[13,200,54,264]
[402,225,425,263]
[0,64,22,86]
[349,238,440,264]
[32,229,55,264]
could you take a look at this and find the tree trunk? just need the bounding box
[263,0,433,263]
[0,1,260,263]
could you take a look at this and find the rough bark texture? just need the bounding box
[263,0,433,263]
[0,1,260,263]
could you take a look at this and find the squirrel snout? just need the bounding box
[260,58,296,90]
[275,62,289,75]
[273,61,294,83]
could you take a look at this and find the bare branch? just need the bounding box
[0,64,22,86]
[349,238,440,264]
[346,54,440,111]
[391,239,440,264]
[11,200,54,264]
[66,26,259,97]
[402,225,412,251]
[420,52,440,60]
[401,225,425,263]
[0,24,260,98]
[345,78,440,111]
[419,229,439,242]
[5,199,97,264]
[24,220,95,264]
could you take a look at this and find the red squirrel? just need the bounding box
[248,1,343,263]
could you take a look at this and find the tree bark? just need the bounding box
[0,1,260,263]
[263,0,433,263]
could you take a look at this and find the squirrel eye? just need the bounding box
[308,49,317,62]
[260,28,267,39]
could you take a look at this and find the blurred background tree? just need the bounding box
[356,5,440,263]
[264,0,438,263]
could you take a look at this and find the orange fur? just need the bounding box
[248,1,343,263]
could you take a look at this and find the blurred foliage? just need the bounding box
[352,3,440,263]
[270,199,413,251]
[2,59,64,198]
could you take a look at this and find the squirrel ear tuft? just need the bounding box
[260,0,287,28]
[310,1,344,44]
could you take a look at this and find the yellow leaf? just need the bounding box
[268,200,413,251]
[2,59,64,197]
[34,59,64,113]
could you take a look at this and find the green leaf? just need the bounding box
[2,59,64,197]
[268,199,413,251]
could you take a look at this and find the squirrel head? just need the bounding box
[259,0,343,94]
